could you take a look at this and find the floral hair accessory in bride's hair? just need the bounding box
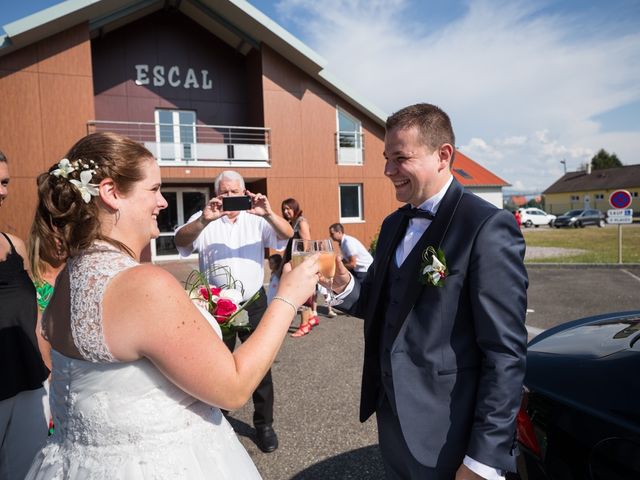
[51,158,100,203]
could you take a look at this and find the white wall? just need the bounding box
[467,187,504,209]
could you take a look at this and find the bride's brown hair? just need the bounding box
[33,132,154,263]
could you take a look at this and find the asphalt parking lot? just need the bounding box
[161,261,640,479]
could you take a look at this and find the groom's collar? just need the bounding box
[411,175,453,215]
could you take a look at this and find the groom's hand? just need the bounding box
[328,254,351,294]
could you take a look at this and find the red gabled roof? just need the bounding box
[452,150,509,187]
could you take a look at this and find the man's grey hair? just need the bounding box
[214,170,245,194]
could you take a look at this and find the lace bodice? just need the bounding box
[67,243,138,362]
[27,244,260,479]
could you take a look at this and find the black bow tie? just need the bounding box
[399,206,435,220]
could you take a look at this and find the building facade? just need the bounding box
[1,0,508,262]
[543,165,640,216]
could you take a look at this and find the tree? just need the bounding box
[591,149,622,170]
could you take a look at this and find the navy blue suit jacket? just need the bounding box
[339,179,528,472]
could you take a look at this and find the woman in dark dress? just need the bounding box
[0,151,49,480]
[281,198,319,337]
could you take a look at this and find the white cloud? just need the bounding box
[274,0,640,192]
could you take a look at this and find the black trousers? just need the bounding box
[223,288,274,427]
[376,394,455,480]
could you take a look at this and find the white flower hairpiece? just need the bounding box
[51,158,100,204]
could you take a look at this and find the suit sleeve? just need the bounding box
[466,208,528,470]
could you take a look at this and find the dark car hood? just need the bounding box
[525,312,640,425]
[528,314,640,358]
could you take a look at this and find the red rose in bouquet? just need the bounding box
[214,298,238,324]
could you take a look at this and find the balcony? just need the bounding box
[336,131,364,165]
[87,121,271,167]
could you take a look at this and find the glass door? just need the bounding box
[152,187,208,261]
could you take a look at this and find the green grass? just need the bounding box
[522,225,640,264]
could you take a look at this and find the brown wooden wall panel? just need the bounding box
[37,24,93,76]
[39,73,95,164]
[0,24,94,239]
[263,91,305,178]
[0,71,45,177]
[0,43,39,72]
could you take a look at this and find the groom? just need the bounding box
[331,103,528,479]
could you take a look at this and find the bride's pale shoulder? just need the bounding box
[116,264,185,295]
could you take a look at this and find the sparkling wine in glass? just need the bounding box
[291,239,336,303]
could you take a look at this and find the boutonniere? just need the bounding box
[419,246,448,287]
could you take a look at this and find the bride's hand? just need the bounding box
[276,255,319,307]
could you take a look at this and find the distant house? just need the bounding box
[508,195,528,208]
[452,151,509,208]
[543,164,640,215]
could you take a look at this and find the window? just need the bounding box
[155,109,196,161]
[336,108,363,165]
[454,168,473,179]
[339,184,363,221]
[595,194,604,200]
[633,192,638,197]
[571,195,580,201]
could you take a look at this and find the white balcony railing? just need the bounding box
[336,131,364,165]
[87,121,271,166]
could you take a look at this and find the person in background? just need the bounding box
[26,133,318,478]
[0,150,49,480]
[266,253,283,304]
[27,223,65,371]
[328,103,527,479]
[329,223,373,282]
[174,170,293,453]
[281,197,320,337]
[514,209,522,228]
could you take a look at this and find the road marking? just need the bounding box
[622,269,640,283]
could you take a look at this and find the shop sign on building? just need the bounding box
[134,65,213,89]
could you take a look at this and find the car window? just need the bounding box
[565,210,582,216]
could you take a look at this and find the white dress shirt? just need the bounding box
[176,211,287,301]
[340,234,373,273]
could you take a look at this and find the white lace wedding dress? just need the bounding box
[26,244,261,479]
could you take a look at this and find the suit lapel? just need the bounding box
[389,179,465,342]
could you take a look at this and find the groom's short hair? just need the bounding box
[386,103,456,166]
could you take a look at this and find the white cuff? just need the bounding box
[327,274,355,306]
[463,456,504,480]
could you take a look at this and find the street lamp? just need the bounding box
[560,159,567,174]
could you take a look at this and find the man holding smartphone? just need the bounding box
[175,170,293,453]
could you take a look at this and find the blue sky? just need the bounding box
[2,0,639,192]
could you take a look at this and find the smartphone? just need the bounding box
[222,195,252,211]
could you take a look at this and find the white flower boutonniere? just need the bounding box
[419,246,448,287]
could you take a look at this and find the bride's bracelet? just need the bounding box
[272,295,297,315]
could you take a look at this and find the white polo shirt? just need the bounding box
[340,234,373,273]
[176,211,287,301]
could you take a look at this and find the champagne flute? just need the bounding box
[291,239,336,303]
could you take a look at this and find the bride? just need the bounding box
[26,132,318,479]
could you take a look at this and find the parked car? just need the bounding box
[513,311,640,480]
[519,208,557,228]
[553,209,606,228]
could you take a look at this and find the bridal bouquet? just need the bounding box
[185,266,260,340]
